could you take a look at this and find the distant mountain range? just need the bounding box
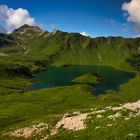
[0,24,140,75]
[1,24,140,51]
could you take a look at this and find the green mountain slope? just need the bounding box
[0,25,140,140]
[0,24,140,69]
[12,26,140,68]
[0,24,140,82]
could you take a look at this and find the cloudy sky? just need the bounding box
[0,0,140,37]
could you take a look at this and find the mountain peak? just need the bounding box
[13,24,42,35]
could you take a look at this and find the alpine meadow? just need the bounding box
[0,0,140,140]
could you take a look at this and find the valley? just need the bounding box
[0,25,140,140]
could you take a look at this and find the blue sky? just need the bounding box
[0,0,140,37]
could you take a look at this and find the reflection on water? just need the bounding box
[29,65,135,95]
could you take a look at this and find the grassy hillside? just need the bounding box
[0,25,140,139]
[23,31,140,69]
[71,72,103,84]
[0,25,140,70]
[0,75,140,139]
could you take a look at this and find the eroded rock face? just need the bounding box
[123,100,140,111]
[13,24,42,35]
[50,113,88,136]
[9,24,44,48]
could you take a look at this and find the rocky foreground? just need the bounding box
[3,99,140,139]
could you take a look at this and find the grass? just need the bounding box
[0,72,140,139]
[0,27,140,139]
[71,72,103,84]
[0,78,31,95]
[48,116,140,140]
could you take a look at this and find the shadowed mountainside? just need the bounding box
[0,24,140,78]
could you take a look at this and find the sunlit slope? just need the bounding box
[0,24,140,73]
[15,25,140,68]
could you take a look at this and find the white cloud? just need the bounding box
[0,5,36,32]
[80,32,89,37]
[122,0,140,30]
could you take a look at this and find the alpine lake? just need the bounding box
[29,65,135,95]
